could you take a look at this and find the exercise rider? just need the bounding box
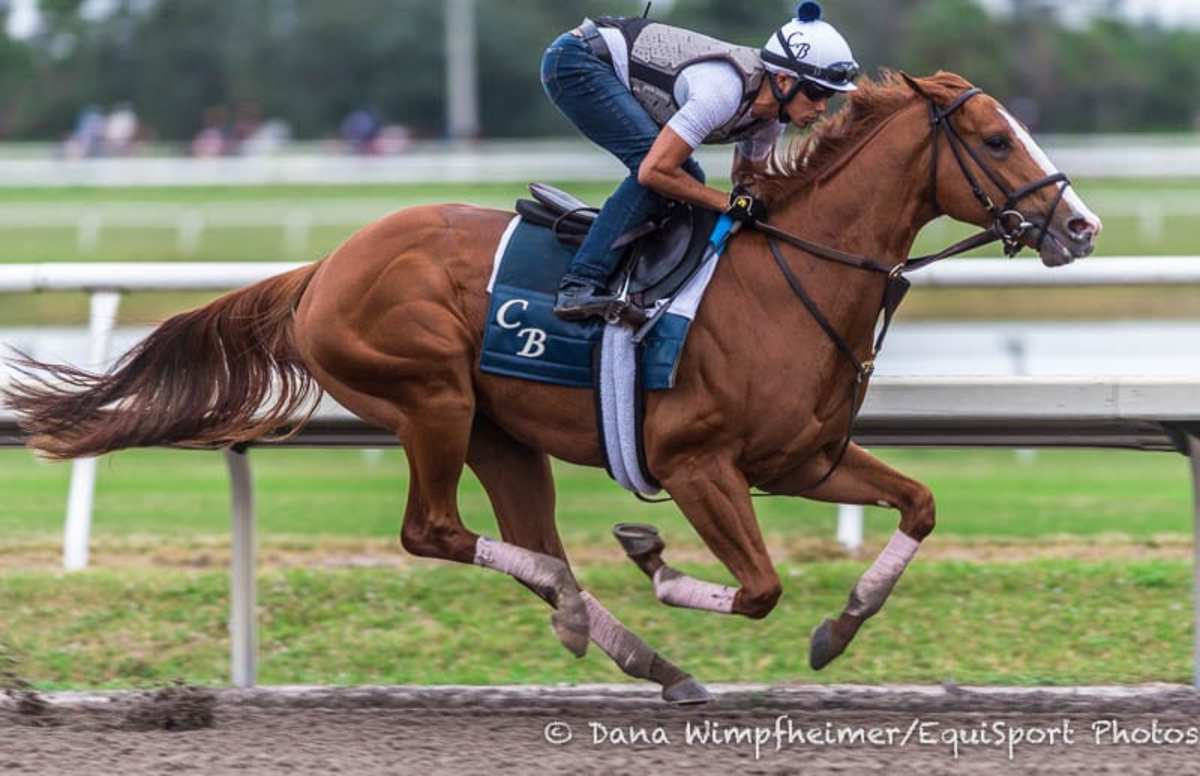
[540,2,860,320]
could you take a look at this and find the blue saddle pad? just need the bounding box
[480,217,716,390]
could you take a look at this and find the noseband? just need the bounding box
[928,88,1071,258]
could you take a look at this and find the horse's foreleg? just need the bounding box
[467,416,708,703]
[650,455,783,620]
[759,443,935,670]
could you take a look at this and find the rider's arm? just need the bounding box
[638,127,731,213]
[637,63,752,212]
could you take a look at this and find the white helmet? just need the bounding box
[762,2,860,93]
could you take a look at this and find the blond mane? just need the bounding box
[758,70,977,203]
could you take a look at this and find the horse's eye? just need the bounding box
[985,135,1011,151]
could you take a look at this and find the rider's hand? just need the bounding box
[725,187,768,224]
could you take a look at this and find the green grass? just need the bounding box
[2,446,1191,691]
[0,447,1191,542]
[0,559,1190,689]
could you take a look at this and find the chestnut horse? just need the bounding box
[7,71,1100,703]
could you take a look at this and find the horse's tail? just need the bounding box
[4,262,324,460]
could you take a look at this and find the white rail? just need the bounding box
[1,256,1199,294]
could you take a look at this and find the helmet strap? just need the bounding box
[768,74,804,123]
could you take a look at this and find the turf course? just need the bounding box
[2,559,1191,689]
[1,446,1195,689]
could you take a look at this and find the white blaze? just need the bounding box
[1000,108,1099,227]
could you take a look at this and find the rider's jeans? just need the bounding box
[540,32,705,286]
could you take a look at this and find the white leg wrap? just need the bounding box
[581,592,655,678]
[846,530,921,618]
[653,567,736,613]
[473,536,562,592]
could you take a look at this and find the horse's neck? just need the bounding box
[746,107,936,359]
[714,106,936,404]
[776,107,934,263]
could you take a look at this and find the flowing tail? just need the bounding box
[4,262,324,460]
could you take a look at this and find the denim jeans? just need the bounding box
[540,32,705,286]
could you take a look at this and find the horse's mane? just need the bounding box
[757,69,976,203]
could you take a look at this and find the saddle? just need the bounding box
[515,183,719,321]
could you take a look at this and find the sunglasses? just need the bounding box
[798,80,839,102]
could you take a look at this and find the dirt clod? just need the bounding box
[121,682,217,732]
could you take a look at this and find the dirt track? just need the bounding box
[4,684,1200,774]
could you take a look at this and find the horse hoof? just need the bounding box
[809,618,843,671]
[613,523,664,558]
[551,589,590,658]
[662,676,711,706]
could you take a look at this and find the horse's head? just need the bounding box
[901,72,1102,267]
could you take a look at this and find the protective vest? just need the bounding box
[596,17,772,145]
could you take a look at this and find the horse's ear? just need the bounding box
[899,72,929,99]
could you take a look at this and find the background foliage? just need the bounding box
[1,0,1197,142]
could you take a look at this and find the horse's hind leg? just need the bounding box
[298,346,589,657]
[759,443,935,670]
[466,416,709,704]
[400,399,590,657]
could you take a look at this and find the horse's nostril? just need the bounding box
[1068,217,1094,241]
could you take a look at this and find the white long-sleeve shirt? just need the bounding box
[599,27,784,161]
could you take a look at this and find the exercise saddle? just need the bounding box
[515,183,718,324]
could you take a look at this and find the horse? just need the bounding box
[5,70,1101,704]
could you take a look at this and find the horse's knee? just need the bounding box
[899,483,936,540]
[737,581,783,620]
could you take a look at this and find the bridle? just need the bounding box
[749,87,1077,493]
[927,87,1071,260]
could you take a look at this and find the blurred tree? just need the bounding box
[0,0,1196,141]
[476,1,643,137]
[657,0,794,47]
[899,0,1017,94]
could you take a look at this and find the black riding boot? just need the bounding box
[553,278,620,321]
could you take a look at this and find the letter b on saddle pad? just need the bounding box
[481,210,725,390]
